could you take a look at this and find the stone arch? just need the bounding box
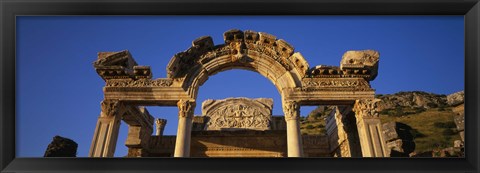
[91,29,385,158]
[166,29,310,99]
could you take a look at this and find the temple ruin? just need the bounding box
[89,29,387,157]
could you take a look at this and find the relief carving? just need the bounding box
[177,99,195,119]
[105,78,173,87]
[101,100,120,117]
[303,78,370,88]
[283,100,300,121]
[353,99,381,119]
[202,98,272,130]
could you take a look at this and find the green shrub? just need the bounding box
[410,129,426,138]
[414,107,426,113]
[427,102,438,108]
[434,121,457,128]
[442,128,456,136]
[395,107,405,116]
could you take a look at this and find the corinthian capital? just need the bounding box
[283,100,300,121]
[177,100,195,118]
[101,100,121,117]
[353,99,381,120]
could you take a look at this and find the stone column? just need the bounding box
[174,100,195,157]
[89,100,122,157]
[155,118,167,136]
[327,106,362,157]
[353,99,388,157]
[283,100,304,157]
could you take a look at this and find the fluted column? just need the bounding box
[353,99,388,157]
[283,100,304,157]
[89,100,122,157]
[174,100,195,157]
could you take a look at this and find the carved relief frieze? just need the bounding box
[303,78,370,88]
[105,78,173,87]
[202,98,272,130]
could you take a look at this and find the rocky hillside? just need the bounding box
[375,91,463,116]
[301,90,464,156]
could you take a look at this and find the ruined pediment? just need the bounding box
[201,98,273,131]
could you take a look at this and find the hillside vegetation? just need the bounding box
[301,90,464,155]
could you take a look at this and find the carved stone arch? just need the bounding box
[166,29,310,99]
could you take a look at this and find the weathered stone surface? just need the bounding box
[340,50,379,80]
[44,136,78,157]
[202,98,273,130]
[375,91,447,111]
[91,29,383,158]
[381,122,415,157]
[447,90,464,106]
[155,118,167,136]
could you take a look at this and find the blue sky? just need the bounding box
[16,16,464,157]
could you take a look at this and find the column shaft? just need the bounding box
[174,100,195,157]
[283,100,304,157]
[89,100,122,157]
[353,99,388,157]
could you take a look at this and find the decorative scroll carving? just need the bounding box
[353,99,381,119]
[303,78,370,88]
[101,100,120,117]
[202,98,272,130]
[283,100,299,121]
[105,78,173,87]
[177,100,195,119]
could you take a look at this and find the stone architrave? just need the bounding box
[283,100,304,157]
[353,99,388,157]
[89,100,123,157]
[174,100,195,157]
[202,97,273,131]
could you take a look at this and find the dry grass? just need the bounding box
[380,108,461,153]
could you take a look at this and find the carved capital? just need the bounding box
[353,99,381,120]
[155,118,167,127]
[283,100,300,121]
[101,100,121,117]
[177,100,195,119]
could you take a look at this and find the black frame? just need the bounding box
[1,0,479,173]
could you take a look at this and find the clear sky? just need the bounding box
[16,16,464,157]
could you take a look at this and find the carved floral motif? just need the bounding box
[353,99,381,119]
[177,100,195,118]
[283,101,299,121]
[303,78,370,88]
[106,79,173,87]
[101,100,120,117]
